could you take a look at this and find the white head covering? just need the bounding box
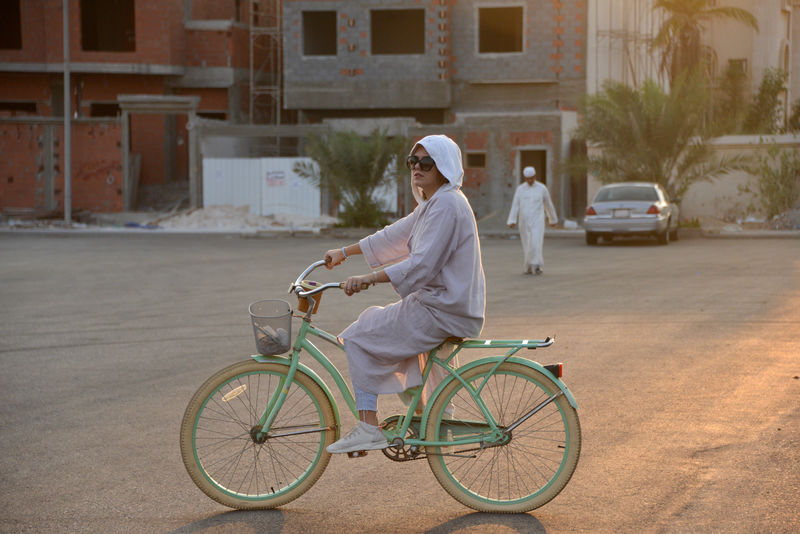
[409,134,463,204]
[523,166,536,178]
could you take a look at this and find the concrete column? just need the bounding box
[44,125,56,211]
[188,112,200,208]
[163,114,175,183]
[121,111,131,210]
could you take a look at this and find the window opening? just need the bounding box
[466,153,486,168]
[371,9,424,55]
[0,0,22,50]
[303,11,337,56]
[728,58,747,75]
[89,102,121,117]
[0,101,37,116]
[197,111,227,120]
[81,0,136,52]
[478,6,523,54]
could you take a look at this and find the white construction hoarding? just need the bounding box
[203,158,321,218]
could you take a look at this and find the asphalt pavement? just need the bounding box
[0,231,798,533]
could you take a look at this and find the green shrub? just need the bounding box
[741,143,800,219]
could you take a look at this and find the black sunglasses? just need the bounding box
[406,155,436,172]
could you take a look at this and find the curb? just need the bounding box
[1,226,798,239]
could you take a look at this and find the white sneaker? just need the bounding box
[326,421,388,454]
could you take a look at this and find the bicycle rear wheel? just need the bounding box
[180,360,336,509]
[425,361,580,513]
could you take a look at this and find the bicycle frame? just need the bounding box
[250,261,576,449]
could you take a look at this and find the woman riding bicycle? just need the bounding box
[323,134,486,454]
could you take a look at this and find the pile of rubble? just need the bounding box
[0,205,340,233]
[150,205,339,233]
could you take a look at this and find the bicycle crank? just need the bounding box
[381,418,424,462]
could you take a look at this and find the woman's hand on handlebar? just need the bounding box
[324,248,346,269]
[342,274,373,296]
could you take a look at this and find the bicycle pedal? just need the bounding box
[346,450,368,458]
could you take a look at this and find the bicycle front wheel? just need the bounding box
[180,360,336,509]
[425,361,581,513]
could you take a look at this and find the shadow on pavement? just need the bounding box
[166,509,546,534]
[424,511,546,533]
[166,509,285,533]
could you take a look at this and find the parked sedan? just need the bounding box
[583,182,680,245]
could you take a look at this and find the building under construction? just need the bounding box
[0,0,591,223]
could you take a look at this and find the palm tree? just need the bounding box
[572,74,748,200]
[653,0,758,86]
[294,129,408,227]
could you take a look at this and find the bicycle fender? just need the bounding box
[250,354,342,440]
[422,356,578,428]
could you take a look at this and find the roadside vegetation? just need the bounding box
[570,73,748,201]
[571,0,798,227]
[295,2,797,229]
[740,144,800,224]
[294,129,408,227]
[652,0,758,89]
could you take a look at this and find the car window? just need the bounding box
[595,186,659,202]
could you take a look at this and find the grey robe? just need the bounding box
[340,186,485,395]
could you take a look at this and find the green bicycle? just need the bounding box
[180,260,581,513]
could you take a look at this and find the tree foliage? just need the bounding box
[788,99,800,133]
[572,75,748,200]
[653,0,758,87]
[742,143,800,220]
[709,62,748,136]
[743,68,788,134]
[294,129,408,227]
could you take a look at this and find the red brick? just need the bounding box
[465,131,489,150]
[509,131,554,146]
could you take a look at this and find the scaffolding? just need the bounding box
[249,0,282,125]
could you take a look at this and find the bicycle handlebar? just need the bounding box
[290,260,368,298]
[292,259,327,289]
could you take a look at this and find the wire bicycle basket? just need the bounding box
[249,299,292,355]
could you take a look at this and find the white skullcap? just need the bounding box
[523,166,536,178]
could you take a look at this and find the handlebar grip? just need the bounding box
[338,282,371,290]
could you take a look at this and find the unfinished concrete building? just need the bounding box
[1,0,588,223]
[0,0,254,214]
[281,0,589,224]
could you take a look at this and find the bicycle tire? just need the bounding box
[180,360,336,509]
[425,361,580,513]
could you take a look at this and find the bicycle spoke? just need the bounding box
[187,365,332,502]
[427,362,580,511]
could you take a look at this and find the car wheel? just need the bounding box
[585,232,598,245]
[657,226,670,245]
[602,235,614,242]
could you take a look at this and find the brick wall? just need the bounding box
[0,74,51,116]
[0,0,185,66]
[71,122,125,211]
[0,122,50,210]
[186,26,249,69]
[190,0,241,21]
[0,1,52,63]
[0,120,124,213]
[0,0,246,213]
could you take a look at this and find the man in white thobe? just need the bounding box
[507,166,558,275]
